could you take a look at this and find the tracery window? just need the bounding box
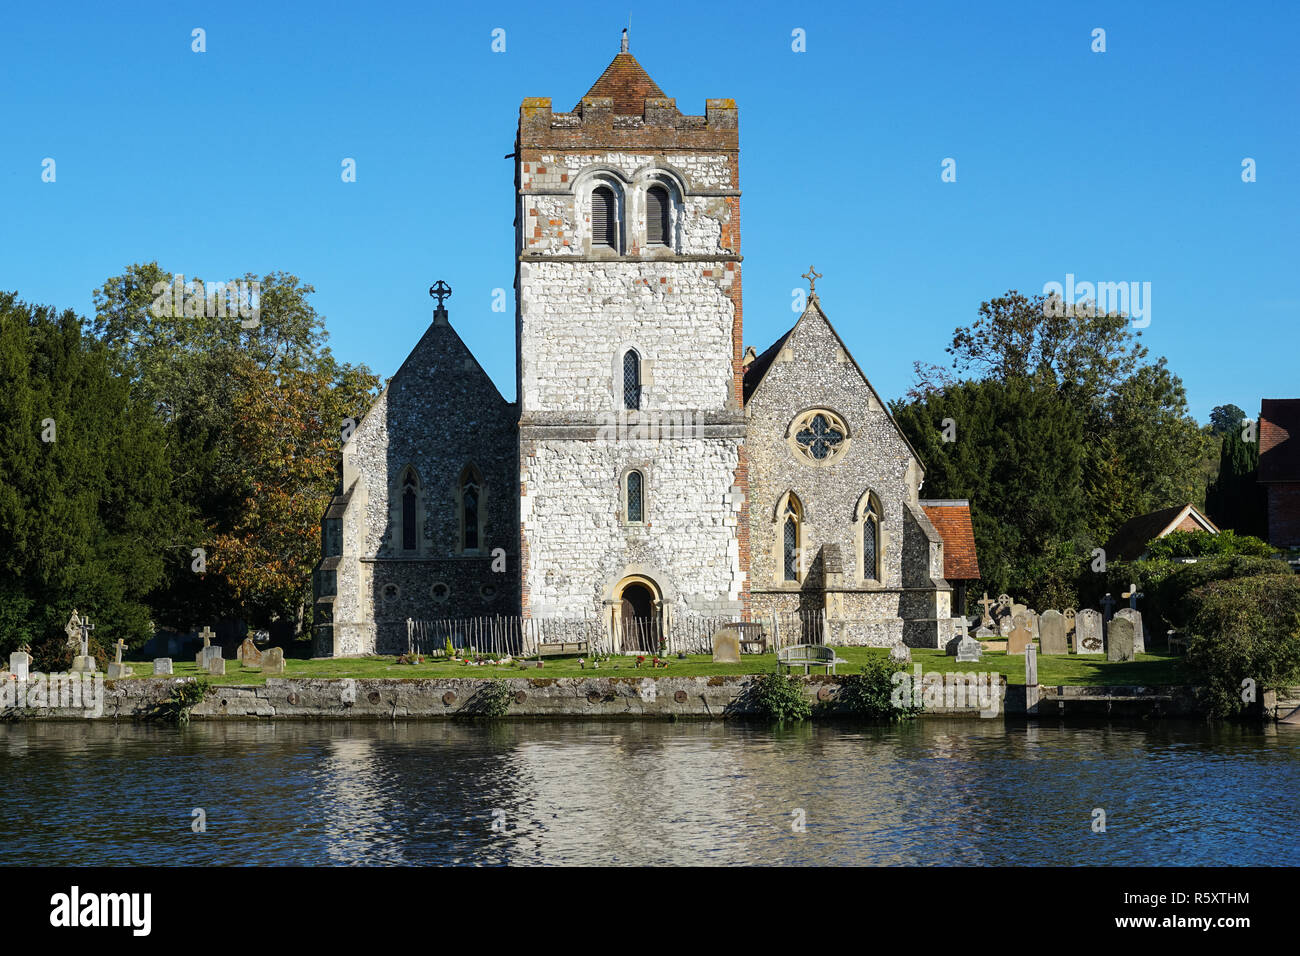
[787,409,851,465]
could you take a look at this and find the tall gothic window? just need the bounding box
[781,495,802,583]
[401,470,419,551]
[623,349,641,410]
[463,482,479,551]
[858,490,882,582]
[646,185,670,246]
[626,469,644,523]
[592,186,617,248]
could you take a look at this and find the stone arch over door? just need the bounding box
[605,570,670,654]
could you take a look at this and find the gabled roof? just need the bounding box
[577,52,668,115]
[1103,503,1220,562]
[920,500,981,580]
[1260,398,1300,482]
[742,325,794,403]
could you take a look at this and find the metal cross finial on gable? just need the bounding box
[429,280,452,309]
[801,266,822,297]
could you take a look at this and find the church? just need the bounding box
[311,35,979,658]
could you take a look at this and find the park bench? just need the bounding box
[537,640,589,658]
[776,644,848,675]
[734,622,768,654]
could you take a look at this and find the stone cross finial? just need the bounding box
[1100,593,1116,621]
[1122,583,1143,609]
[978,592,996,626]
[114,638,127,664]
[801,266,823,297]
[199,626,215,648]
[429,280,452,309]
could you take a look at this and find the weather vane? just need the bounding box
[429,279,452,308]
[802,265,822,297]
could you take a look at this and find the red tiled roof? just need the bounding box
[1102,503,1218,561]
[921,501,980,580]
[1260,399,1300,482]
[577,52,667,115]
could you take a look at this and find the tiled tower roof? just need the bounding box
[577,50,667,115]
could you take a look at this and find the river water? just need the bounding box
[1,720,1296,866]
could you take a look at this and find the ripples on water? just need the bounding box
[1,720,1296,866]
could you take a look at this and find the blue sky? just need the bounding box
[4,0,1296,421]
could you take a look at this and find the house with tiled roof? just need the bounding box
[1260,399,1300,548]
[1103,503,1220,562]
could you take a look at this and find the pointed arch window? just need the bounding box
[462,482,479,551]
[626,469,644,523]
[592,185,617,248]
[623,349,641,410]
[400,468,420,552]
[778,493,803,583]
[646,185,670,246]
[857,491,883,582]
[458,464,484,554]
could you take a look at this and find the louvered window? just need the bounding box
[626,470,644,523]
[623,349,641,410]
[646,185,669,246]
[592,186,617,247]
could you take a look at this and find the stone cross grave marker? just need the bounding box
[1107,615,1136,662]
[979,592,997,627]
[66,610,97,673]
[1039,610,1068,654]
[1075,609,1103,654]
[196,626,222,669]
[1122,583,1144,610]
[1113,608,1145,655]
[107,638,134,679]
[1007,614,1033,655]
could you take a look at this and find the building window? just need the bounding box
[458,464,484,554]
[382,583,400,602]
[431,581,450,603]
[787,409,851,466]
[480,584,498,602]
[778,493,803,583]
[591,185,617,248]
[626,469,644,523]
[398,467,421,552]
[646,185,670,246]
[857,490,883,582]
[623,349,641,410]
[463,483,479,550]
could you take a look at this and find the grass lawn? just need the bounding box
[114,645,1189,687]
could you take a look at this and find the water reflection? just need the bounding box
[0,720,1296,866]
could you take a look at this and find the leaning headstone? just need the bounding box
[955,634,983,663]
[1113,608,1145,654]
[1039,610,1068,655]
[711,627,741,664]
[153,658,173,676]
[237,637,263,667]
[1075,609,1104,654]
[207,656,226,676]
[9,652,30,681]
[262,647,286,675]
[1007,616,1033,655]
[889,640,911,664]
[1107,616,1136,663]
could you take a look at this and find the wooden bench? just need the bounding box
[734,623,768,654]
[536,640,589,658]
[776,644,848,675]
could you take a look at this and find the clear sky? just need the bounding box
[4,0,1296,421]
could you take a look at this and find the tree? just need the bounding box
[1205,427,1268,538]
[1208,403,1247,436]
[0,292,182,664]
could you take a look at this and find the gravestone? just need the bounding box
[955,634,983,663]
[1107,616,1136,662]
[207,656,226,676]
[107,638,134,679]
[1024,642,1038,686]
[1075,609,1104,654]
[978,592,997,628]
[1113,608,1145,654]
[711,627,741,664]
[66,610,98,673]
[237,638,263,667]
[1028,611,1041,643]
[153,658,173,676]
[1039,610,1068,655]
[195,626,221,670]
[262,647,286,675]
[889,640,911,664]
[1007,616,1033,655]
[9,651,30,681]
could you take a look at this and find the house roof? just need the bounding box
[1260,398,1300,482]
[577,52,668,115]
[742,325,795,403]
[1103,503,1220,562]
[920,500,981,580]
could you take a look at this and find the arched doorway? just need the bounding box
[613,575,662,653]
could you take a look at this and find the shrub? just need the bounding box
[1156,555,1293,632]
[1145,529,1274,560]
[150,678,211,724]
[837,655,922,720]
[460,679,512,719]
[750,673,812,722]
[1184,574,1300,718]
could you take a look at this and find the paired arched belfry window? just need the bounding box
[591,186,618,248]
[400,468,420,551]
[646,185,670,246]
[780,493,803,583]
[623,349,641,410]
[626,469,644,523]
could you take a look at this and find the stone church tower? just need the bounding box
[312,34,976,657]
[514,33,748,637]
